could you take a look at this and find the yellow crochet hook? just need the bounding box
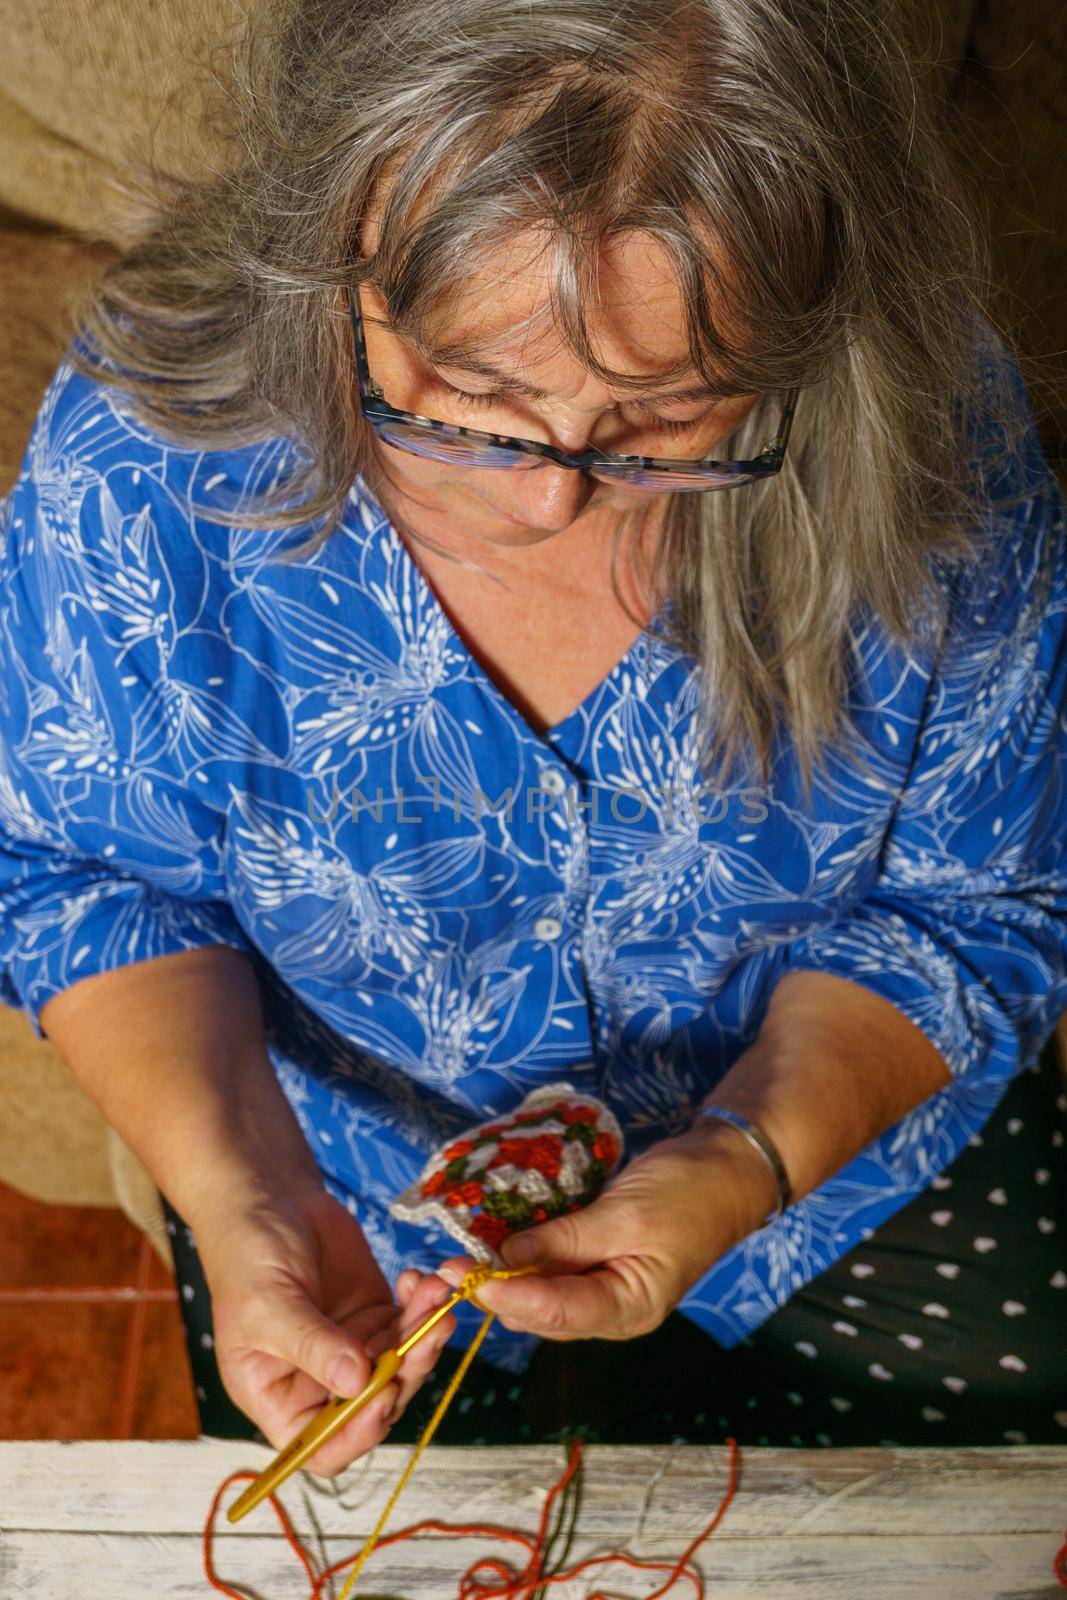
[226,1263,535,1524]
[226,1290,460,1524]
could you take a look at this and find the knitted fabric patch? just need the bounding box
[390,1083,624,1264]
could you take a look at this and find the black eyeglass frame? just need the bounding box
[346,281,799,486]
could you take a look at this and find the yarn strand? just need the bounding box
[334,1306,496,1600]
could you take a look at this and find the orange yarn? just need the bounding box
[203,1435,740,1600]
[204,1439,1067,1595]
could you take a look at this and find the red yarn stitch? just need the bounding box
[203,1436,740,1599]
[1054,1527,1067,1587]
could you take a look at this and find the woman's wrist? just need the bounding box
[666,1116,785,1256]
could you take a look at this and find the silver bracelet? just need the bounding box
[693,1105,792,1225]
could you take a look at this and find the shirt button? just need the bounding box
[541,768,568,797]
[533,915,563,941]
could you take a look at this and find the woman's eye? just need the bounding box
[645,414,703,438]
[437,378,706,439]
[441,382,507,411]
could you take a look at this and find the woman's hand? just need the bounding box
[440,1121,778,1341]
[190,1181,456,1475]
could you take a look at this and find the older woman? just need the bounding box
[0,0,1064,1466]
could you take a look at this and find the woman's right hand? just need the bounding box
[190,1179,456,1476]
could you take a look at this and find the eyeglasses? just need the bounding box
[347,281,798,492]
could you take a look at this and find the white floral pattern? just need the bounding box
[1,340,1065,1370]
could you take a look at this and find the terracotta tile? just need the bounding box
[131,1299,200,1438]
[0,1300,133,1437]
[113,1240,152,1438]
[0,1180,143,1290]
[146,1237,177,1292]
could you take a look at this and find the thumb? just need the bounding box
[259,1281,372,1397]
[501,1196,622,1273]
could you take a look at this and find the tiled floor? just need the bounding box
[0,1179,200,1438]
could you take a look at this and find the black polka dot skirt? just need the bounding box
[393,1035,1067,1449]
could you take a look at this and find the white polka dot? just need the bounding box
[830,1396,853,1412]
[1037,1217,1056,1234]
[930,1210,953,1227]
[898,1333,923,1351]
[1003,1430,1027,1444]
[815,1432,833,1446]
[1007,1118,1023,1135]
[1057,1095,1066,1112]
[200,1332,214,1350]
[999,1354,1027,1373]
[930,1175,953,1191]
[1053,1131,1063,1147]
[1035,1168,1050,1185]
[1051,1271,1066,1289]
[922,1302,950,1319]
[182,1283,195,1301]
[973,1236,998,1253]
[850,1263,875,1279]
[1054,1411,1067,1429]
[196,1385,207,1401]
[987,1188,1007,1206]
[833,1321,858,1337]
[795,1341,818,1358]
[786,1391,804,1406]
[921,1406,946,1422]
[935,1263,960,1279]
[868,1363,894,1382]
[842,1295,867,1309]
[1001,1300,1027,1317]
[943,1376,967,1394]
[969,1135,984,1148]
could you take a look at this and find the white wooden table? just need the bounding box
[2,1441,1066,1597]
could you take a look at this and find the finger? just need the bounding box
[469,1261,636,1340]
[253,1279,373,1399]
[395,1268,422,1306]
[499,1200,630,1274]
[391,1318,456,1418]
[397,1270,457,1343]
[299,1381,401,1478]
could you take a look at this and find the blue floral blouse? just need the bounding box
[1,340,1065,1371]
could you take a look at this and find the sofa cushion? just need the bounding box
[0,0,250,243]
[0,227,116,495]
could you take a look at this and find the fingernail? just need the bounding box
[501,1234,537,1267]
[329,1354,364,1395]
[437,1264,463,1287]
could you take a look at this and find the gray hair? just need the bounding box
[69,0,1034,789]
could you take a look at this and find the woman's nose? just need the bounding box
[503,460,597,531]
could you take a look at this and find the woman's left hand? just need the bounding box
[435,1122,779,1341]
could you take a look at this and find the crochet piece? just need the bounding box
[390,1082,624,1263]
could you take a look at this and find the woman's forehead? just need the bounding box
[368,217,704,389]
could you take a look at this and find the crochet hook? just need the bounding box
[225,1263,535,1524]
[225,1286,462,1524]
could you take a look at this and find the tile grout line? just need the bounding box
[0,1287,178,1302]
[113,1237,153,1439]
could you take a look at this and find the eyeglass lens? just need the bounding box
[372,418,755,491]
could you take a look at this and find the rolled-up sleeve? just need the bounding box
[0,365,255,1038]
[682,382,1067,1347]
[781,468,1067,1092]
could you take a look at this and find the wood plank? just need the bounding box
[1,1442,1065,1539]
[1,1530,1063,1599]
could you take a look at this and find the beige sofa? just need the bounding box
[0,1,1064,1269]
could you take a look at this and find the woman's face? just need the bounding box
[355,219,759,554]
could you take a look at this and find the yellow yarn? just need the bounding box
[335,1263,535,1600]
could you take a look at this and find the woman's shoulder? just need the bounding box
[4,336,328,576]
